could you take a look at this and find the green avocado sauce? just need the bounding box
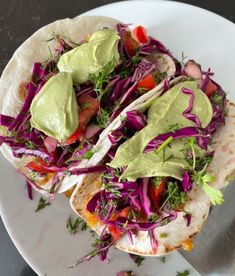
[57,29,120,84]
[30,72,79,142]
[109,81,213,181]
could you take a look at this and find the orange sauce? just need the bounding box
[182,238,194,251]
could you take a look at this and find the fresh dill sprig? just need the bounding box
[89,58,116,99]
[161,181,187,210]
[96,108,109,128]
[66,216,88,235]
[35,197,51,212]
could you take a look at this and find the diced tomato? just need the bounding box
[119,207,130,217]
[132,26,149,44]
[77,94,99,125]
[123,31,140,57]
[150,178,167,206]
[108,225,122,241]
[64,126,86,145]
[137,74,156,91]
[26,158,55,173]
[205,80,217,97]
[65,94,99,145]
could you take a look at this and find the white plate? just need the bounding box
[0,1,235,275]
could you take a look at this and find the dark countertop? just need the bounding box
[0,1,234,275]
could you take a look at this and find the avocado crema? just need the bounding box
[30,72,79,142]
[57,29,120,84]
[109,81,213,181]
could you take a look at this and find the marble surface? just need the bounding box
[0,1,234,276]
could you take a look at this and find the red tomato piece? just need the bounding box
[132,26,149,44]
[65,126,86,145]
[206,80,217,97]
[77,94,99,125]
[119,207,130,217]
[108,225,122,241]
[150,178,167,204]
[26,158,54,173]
[138,74,156,91]
[123,31,140,57]
[65,94,99,145]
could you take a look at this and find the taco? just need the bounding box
[0,16,177,196]
[70,59,235,264]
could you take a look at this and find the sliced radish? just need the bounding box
[184,60,203,86]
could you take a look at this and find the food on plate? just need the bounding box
[0,14,234,268]
[0,16,177,196]
[70,58,235,263]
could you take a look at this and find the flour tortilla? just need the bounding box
[70,97,235,256]
[0,15,177,194]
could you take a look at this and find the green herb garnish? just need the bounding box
[161,181,187,210]
[83,149,95,159]
[181,52,188,66]
[96,108,109,128]
[193,169,224,205]
[176,269,190,276]
[132,55,142,65]
[66,216,87,235]
[35,197,51,212]
[166,123,180,133]
[154,71,167,83]
[156,136,174,154]
[89,58,116,99]
[159,256,166,263]
[211,94,222,104]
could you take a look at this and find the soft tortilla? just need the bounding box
[0,15,176,194]
[70,99,235,256]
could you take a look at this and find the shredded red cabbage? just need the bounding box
[120,58,157,105]
[201,68,212,92]
[70,165,107,175]
[0,114,14,127]
[144,127,209,152]
[109,110,147,145]
[163,79,170,92]
[139,178,153,217]
[182,171,193,192]
[126,110,147,131]
[12,147,54,162]
[26,180,33,200]
[139,37,173,58]
[182,87,202,127]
